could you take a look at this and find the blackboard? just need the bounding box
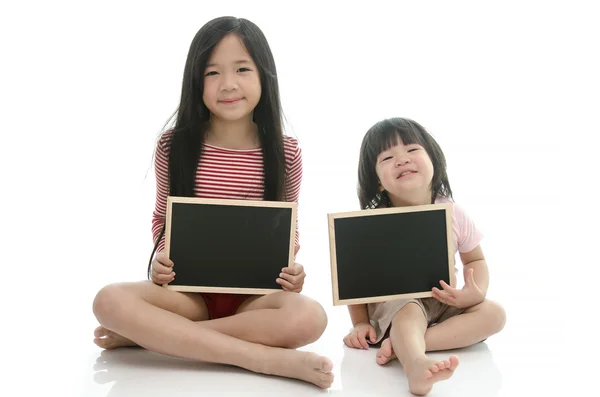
[163,196,296,294]
[327,203,453,305]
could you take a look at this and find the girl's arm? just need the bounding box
[152,136,170,252]
[348,304,370,326]
[344,304,377,347]
[460,244,489,294]
[283,138,303,252]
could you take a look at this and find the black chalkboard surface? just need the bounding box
[163,196,297,294]
[327,203,453,305]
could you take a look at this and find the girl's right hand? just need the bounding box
[151,252,175,285]
[343,322,377,349]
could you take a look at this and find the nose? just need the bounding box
[220,72,238,91]
[395,155,411,166]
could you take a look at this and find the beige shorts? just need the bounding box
[367,297,466,344]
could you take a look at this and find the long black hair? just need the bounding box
[169,16,286,199]
[148,17,287,278]
[357,117,453,209]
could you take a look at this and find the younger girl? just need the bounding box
[343,117,506,396]
[92,17,333,389]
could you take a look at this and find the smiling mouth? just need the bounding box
[220,98,243,104]
[397,171,417,179]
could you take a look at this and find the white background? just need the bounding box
[1,1,598,396]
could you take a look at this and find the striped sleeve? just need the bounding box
[283,137,303,249]
[152,133,170,253]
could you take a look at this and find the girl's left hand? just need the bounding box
[276,263,305,293]
[432,267,485,309]
[276,243,304,293]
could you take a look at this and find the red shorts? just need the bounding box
[200,293,252,320]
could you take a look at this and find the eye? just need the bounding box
[381,156,392,162]
[408,147,421,152]
[205,71,218,76]
[238,67,251,72]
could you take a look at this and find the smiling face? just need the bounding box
[375,138,434,206]
[202,33,262,122]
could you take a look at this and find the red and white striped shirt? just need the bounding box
[152,130,303,252]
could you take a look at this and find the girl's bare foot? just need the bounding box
[376,337,397,365]
[93,326,334,388]
[261,350,334,389]
[405,355,459,396]
[94,326,138,349]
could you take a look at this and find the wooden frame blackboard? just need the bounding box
[327,203,454,306]
[163,196,297,294]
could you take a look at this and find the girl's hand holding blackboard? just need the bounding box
[151,252,175,285]
[432,268,484,309]
[343,323,376,349]
[276,263,305,292]
[275,243,304,292]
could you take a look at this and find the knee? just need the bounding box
[282,298,328,348]
[391,301,426,328]
[92,284,127,326]
[481,300,506,334]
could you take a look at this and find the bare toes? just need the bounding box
[318,371,334,388]
[94,326,107,338]
[94,337,111,349]
[449,355,459,370]
[320,357,333,373]
[376,338,396,365]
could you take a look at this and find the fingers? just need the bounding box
[368,326,377,343]
[343,334,351,347]
[357,330,369,349]
[152,254,174,284]
[279,263,305,290]
[278,272,300,285]
[277,262,305,292]
[153,260,173,275]
[282,263,304,276]
[343,334,358,348]
[432,287,444,302]
[350,333,364,349]
[294,243,300,256]
[155,252,174,267]
[152,266,175,284]
[439,280,457,294]
[279,271,305,287]
[432,287,456,306]
[276,277,294,290]
[434,280,458,306]
[276,277,301,292]
[344,324,376,349]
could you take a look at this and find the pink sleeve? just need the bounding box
[284,138,303,250]
[453,202,483,253]
[152,135,170,253]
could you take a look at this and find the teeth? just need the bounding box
[399,171,414,177]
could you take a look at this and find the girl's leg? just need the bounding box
[94,283,327,350]
[93,281,210,349]
[92,282,334,388]
[388,302,459,396]
[376,299,506,364]
[197,291,327,348]
[424,299,506,351]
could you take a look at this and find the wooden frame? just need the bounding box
[327,203,454,306]
[163,196,297,294]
